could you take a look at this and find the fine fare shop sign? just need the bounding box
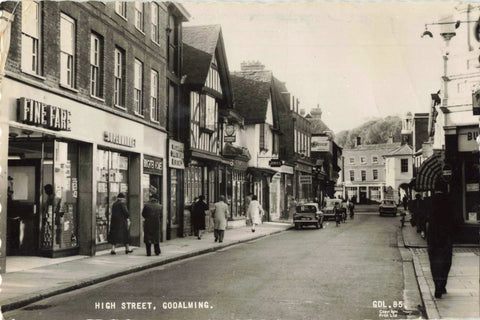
[18,97,71,131]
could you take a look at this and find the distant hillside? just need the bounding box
[335,116,402,149]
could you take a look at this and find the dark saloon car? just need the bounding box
[379,199,397,216]
[294,203,324,229]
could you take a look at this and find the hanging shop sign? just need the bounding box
[104,131,136,148]
[168,140,185,169]
[143,155,163,175]
[311,136,331,152]
[224,124,236,143]
[458,127,479,152]
[18,97,72,131]
[472,90,480,115]
[233,159,248,171]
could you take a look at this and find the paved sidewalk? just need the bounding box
[401,211,480,319]
[0,222,291,313]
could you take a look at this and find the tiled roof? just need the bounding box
[230,74,271,124]
[308,117,331,134]
[344,142,401,152]
[183,25,221,86]
[384,143,413,156]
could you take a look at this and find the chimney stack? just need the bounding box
[300,108,306,116]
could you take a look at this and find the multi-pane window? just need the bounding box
[21,1,41,75]
[134,59,143,115]
[90,33,103,98]
[373,169,378,180]
[260,124,266,151]
[151,3,160,43]
[134,2,144,31]
[113,47,124,107]
[115,2,127,18]
[401,159,409,173]
[349,157,355,164]
[361,170,366,181]
[372,156,378,164]
[360,156,366,164]
[150,69,159,121]
[168,15,178,73]
[60,13,76,88]
[350,171,355,182]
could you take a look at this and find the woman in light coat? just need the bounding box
[247,195,263,232]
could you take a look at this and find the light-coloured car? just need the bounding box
[379,199,397,216]
[294,203,324,229]
[322,198,346,220]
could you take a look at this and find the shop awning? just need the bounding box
[414,154,442,191]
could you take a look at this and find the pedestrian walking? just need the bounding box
[108,193,132,255]
[427,181,455,299]
[348,199,355,219]
[402,195,408,211]
[142,194,162,256]
[212,195,229,243]
[412,194,427,238]
[247,195,263,233]
[192,195,209,240]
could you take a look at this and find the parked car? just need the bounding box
[322,198,346,221]
[294,203,324,229]
[379,199,397,216]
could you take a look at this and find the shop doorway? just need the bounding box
[7,161,40,255]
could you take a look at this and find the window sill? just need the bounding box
[200,127,214,134]
[115,12,128,22]
[134,112,145,118]
[135,26,145,35]
[59,83,79,93]
[21,69,46,81]
[90,94,105,103]
[151,40,161,48]
[114,104,126,111]
[150,118,160,124]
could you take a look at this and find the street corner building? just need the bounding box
[0,1,189,270]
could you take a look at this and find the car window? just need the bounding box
[296,205,317,213]
[383,200,395,205]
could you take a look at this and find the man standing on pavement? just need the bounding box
[428,180,455,299]
[212,195,229,243]
[142,194,162,256]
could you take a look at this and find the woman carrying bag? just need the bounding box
[247,195,263,233]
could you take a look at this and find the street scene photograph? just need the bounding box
[0,1,479,320]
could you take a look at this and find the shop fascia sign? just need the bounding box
[143,155,163,175]
[458,126,479,152]
[169,140,185,169]
[299,175,312,185]
[18,97,71,131]
[104,131,136,148]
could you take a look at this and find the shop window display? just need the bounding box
[41,140,79,250]
[96,149,129,244]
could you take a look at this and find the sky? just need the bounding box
[182,1,460,133]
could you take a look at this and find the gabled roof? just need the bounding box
[308,117,331,134]
[230,74,271,124]
[183,25,221,86]
[384,143,413,157]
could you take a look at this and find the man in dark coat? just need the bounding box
[427,181,455,299]
[109,193,132,255]
[142,194,162,256]
[192,195,208,240]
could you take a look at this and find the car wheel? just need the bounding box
[294,223,299,229]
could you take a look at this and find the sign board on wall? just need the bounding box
[143,155,163,175]
[458,127,480,152]
[18,97,72,131]
[299,175,312,184]
[311,136,331,152]
[168,140,185,169]
[224,125,236,143]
